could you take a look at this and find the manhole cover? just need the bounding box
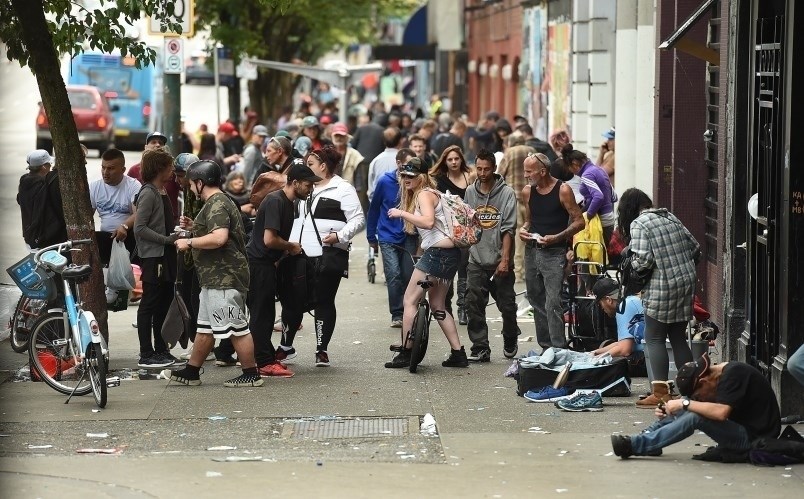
[283,416,418,439]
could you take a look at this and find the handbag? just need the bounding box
[618,249,653,300]
[161,289,191,349]
[249,171,286,207]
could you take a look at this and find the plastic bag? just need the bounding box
[574,214,605,271]
[107,240,135,290]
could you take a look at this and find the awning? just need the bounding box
[658,0,719,65]
[372,4,435,61]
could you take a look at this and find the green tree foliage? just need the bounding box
[195,0,415,121]
[0,0,184,341]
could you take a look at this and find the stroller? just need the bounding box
[565,241,617,352]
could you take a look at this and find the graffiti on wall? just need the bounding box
[521,7,548,140]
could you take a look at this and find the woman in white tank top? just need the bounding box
[385,158,468,369]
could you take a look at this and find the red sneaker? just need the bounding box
[257,362,294,378]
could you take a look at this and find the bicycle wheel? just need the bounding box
[409,304,430,373]
[86,342,107,408]
[28,312,91,396]
[9,296,30,353]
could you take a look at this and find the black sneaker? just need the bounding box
[138,354,173,368]
[467,349,491,363]
[155,351,179,366]
[503,336,519,358]
[276,346,297,364]
[223,372,264,387]
[385,349,412,368]
[610,434,633,459]
[442,346,469,367]
[161,366,203,386]
[315,351,330,367]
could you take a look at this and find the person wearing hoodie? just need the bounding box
[17,149,67,250]
[366,148,419,328]
[277,145,366,367]
[463,149,521,361]
[493,118,513,153]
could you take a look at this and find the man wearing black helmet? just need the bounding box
[164,160,262,387]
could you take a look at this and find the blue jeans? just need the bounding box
[379,236,418,321]
[524,245,567,349]
[788,343,804,387]
[631,410,752,455]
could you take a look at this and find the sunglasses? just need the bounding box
[527,152,550,170]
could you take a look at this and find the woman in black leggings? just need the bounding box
[276,145,365,367]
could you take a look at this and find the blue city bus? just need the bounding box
[68,51,163,149]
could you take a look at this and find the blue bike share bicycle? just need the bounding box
[7,239,112,408]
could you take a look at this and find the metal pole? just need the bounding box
[214,46,221,126]
[339,74,349,123]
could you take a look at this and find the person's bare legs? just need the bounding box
[188,333,214,367]
[231,334,257,369]
[401,269,427,348]
[427,280,462,350]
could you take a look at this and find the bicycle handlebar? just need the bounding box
[33,238,92,265]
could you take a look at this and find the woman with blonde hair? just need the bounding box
[385,157,468,369]
[428,144,474,324]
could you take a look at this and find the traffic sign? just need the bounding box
[164,38,184,74]
[149,0,195,38]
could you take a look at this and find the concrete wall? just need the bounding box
[571,0,617,157]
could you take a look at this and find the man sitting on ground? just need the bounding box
[611,352,781,460]
[591,278,644,364]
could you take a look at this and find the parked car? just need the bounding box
[36,84,117,155]
[184,53,215,85]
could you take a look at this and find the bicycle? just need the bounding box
[7,295,47,353]
[389,254,433,373]
[367,246,377,284]
[8,239,113,408]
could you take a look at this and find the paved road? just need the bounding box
[1,47,802,498]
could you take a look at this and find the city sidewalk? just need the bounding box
[0,244,801,497]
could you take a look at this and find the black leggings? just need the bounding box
[282,267,343,352]
[644,315,693,381]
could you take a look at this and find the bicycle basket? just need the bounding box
[6,254,55,301]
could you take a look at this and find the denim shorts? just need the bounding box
[415,247,461,281]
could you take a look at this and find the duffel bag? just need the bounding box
[516,357,631,397]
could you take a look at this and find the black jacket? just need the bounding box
[17,170,67,248]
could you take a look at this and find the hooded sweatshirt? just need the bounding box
[464,174,517,267]
[17,170,67,248]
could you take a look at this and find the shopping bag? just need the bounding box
[107,240,135,290]
[161,290,191,349]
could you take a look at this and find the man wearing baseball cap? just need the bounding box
[590,278,645,363]
[611,352,781,460]
[597,126,615,183]
[17,149,67,249]
[245,163,321,378]
[242,124,269,186]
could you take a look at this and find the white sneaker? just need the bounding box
[180,346,215,361]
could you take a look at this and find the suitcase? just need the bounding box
[516,357,631,397]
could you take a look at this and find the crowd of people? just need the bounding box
[15,101,804,462]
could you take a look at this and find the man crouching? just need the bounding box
[611,352,780,459]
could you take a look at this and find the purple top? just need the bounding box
[578,160,614,218]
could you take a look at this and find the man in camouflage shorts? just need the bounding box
[163,159,262,387]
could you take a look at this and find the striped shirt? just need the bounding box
[629,209,700,323]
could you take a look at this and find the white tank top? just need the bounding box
[417,196,450,249]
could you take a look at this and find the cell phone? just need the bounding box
[657,401,667,414]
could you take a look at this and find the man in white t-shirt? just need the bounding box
[90,148,141,264]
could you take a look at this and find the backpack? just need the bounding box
[424,188,482,248]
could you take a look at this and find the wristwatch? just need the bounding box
[682,398,691,410]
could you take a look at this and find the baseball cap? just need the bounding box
[146,131,167,145]
[301,116,319,128]
[218,122,236,134]
[287,163,323,183]
[513,114,528,123]
[675,352,711,397]
[331,123,349,136]
[26,149,54,169]
[252,125,269,137]
[320,114,333,125]
[275,130,292,139]
[592,278,621,301]
[602,127,616,140]
[399,157,428,177]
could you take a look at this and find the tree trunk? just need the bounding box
[12,0,109,342]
